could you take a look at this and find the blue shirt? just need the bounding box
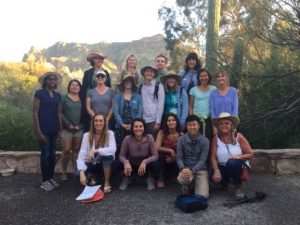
[210,87,239,118]
[34,89,61,134]
[178,69,198,92]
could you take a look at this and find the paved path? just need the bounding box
[0,174,299,225]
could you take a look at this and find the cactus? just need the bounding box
[231,38,244,88]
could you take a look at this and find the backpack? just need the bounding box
[175,194,208,213]
[139,81,160,100]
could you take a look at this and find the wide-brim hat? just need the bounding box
[212,112,240,128]
[140,66,158,78]
[116,75,137,89]
[38,71,63,85]
[87,51,106,62]
[160,70,183,84]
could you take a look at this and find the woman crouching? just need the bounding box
[118,118,160,191]
[210,112,253,198]
[76,114,116,193]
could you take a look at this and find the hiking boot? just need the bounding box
[181,185,190,195]
[119,177,130,191]
[50,179,61,189]
[146,176,155,191]
[41,180,55,191]
[234,184,245,199]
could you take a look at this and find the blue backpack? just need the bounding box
[175,194,208,213]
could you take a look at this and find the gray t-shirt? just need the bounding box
[87,88,114,116]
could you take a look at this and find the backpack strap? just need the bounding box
[154,81,160,99]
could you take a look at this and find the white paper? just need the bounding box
[76,185,101,201]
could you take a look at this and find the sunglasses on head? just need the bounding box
[95,73,106,79]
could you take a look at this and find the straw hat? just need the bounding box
[87,51,106,62]
[160,70,183,84]
[212,112,239,128]
[140,66,158,78]
[38,71,62,85]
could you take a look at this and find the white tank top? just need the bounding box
[216,135,242,165]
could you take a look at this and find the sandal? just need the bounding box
[60,173,68,181]
[104,185,112,193]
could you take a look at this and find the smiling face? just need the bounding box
[93,114,105,132]
[68,81,80,94]
[167,76,176,88]
[133,121,144,137]
[45,75,57,89]
[199,71,209,86]
[187,58,196,70]
[155,56,166,70]
[186,120,200,136]
[144,68,155,81]
[216,72,228,87]
[218,118,233,134]
[93,57,104,68]
[127,55,137,69]
[96,73,107,85]
[166,115,177,130]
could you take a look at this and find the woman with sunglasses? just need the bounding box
[86,71,114,130]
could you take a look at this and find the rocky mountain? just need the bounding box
[22,34,167,74]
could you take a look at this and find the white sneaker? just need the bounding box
[146,176,155,191]
[50,179,60,189]
[41,181,55,191]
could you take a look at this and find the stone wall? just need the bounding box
[0,149,300,175]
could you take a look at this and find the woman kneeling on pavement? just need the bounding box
[76,114,116,193]
[118,118,160,191]
[210,112,253,198]
[155,113,182,188]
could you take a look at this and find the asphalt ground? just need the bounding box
[0,173,299,225]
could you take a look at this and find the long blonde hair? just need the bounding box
[216,71,230,88]
[89,114,109,149]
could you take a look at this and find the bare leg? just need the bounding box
[61,137,72,175]
[71,136,82,172]
[103,165,112,192]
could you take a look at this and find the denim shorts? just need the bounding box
[62,128,83,138]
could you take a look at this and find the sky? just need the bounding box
[0,0,168,62]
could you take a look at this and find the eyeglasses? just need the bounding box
[95,74,106,79]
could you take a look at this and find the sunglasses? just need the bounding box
[95,74,106,79]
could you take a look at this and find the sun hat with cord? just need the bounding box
[38,71,62,85]
[211,112,239,128]
[87,51,106,62]
[160,70,183,84]
[140,65,158,78]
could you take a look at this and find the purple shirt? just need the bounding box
[119,135,158,166]
[210,87,238,118]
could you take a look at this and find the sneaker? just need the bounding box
[50,179,61,189]
[146,176,155,191]
[234,185,245,199]
[181,185,190,195]
[119,177,130,191]
[41,180,55,191]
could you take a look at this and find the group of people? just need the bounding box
[33,51,253,200]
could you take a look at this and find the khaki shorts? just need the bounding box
[62,128,83,138]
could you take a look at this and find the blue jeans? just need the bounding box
[214,159,243,185]
[40,134,57,182]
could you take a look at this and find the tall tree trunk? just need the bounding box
[205,0,221,77]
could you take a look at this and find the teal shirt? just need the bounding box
[164,91,178,115]
[189,85,216,118]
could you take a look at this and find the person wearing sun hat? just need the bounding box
[139,65,165,139]
[114,75,143,148]
[33,71,63,191]
[210,112,254,199]
[160,70,188,129]
[80,51,112,132]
